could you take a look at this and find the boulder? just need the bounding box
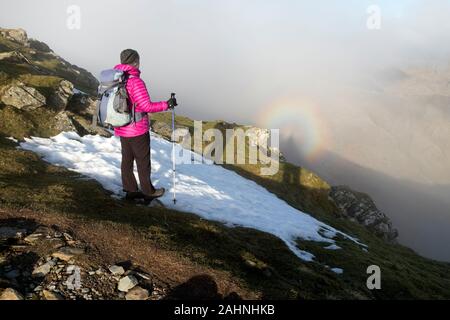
[108,265,125,276]
[48,80,74,111]
[0,28,29,45]
[329,186,398,242]
[0,82,46,110]
[0,288,24,300]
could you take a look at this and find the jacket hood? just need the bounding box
[114,64,141,77]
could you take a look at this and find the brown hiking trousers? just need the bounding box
[120,132,155,196]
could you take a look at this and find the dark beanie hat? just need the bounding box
[120,49,140,65]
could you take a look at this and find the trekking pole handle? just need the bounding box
[171,93,176,99]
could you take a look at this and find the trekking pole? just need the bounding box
[171,93,177,205]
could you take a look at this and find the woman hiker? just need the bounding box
[114,49,177,203]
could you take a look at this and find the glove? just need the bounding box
[167,96,178,109]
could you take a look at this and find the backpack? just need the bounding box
[92,69,146,129]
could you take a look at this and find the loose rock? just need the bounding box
[32,260,55,278]
[24,233,43,244]
[0,288,24,300]
[42,290,64,300]
[125,286,149,300]
[108,265,125,276]
[118,275,138,292]
[33,286,43,292]
[63,233,73,241]
[52,246,84,262]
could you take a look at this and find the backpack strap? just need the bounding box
[131,102,147,123]
[124,72,147,124]
[91,94,103,128]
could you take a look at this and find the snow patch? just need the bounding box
[324,244,342,250]
[331,268,344,274]
[73,88,87,95]
[20,131,365,261]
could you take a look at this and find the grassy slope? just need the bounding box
[1,120,450,300]
[1,113,448,299]
[0,135,357,299]
[150,112,450,299]
[0,105,61,138]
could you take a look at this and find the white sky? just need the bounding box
[1,0,449,122]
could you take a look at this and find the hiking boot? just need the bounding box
[125,191,145,201]
[142,188,166,204]
[148,188,166,199]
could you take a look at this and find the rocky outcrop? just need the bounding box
[0,28,29,46]
[0,77,73,111]
[0,81,46,110]
[1,27,98,95]
[1,28,54,53]
[0,50,32,64]
[0,28,111,139]
[53,112,77,132]
[329,186,398,242]
[48,80,74,111]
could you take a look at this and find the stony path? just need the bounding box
[0,219,169,300]
[0,208,253,300]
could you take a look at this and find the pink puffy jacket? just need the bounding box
[113,64,168,137]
